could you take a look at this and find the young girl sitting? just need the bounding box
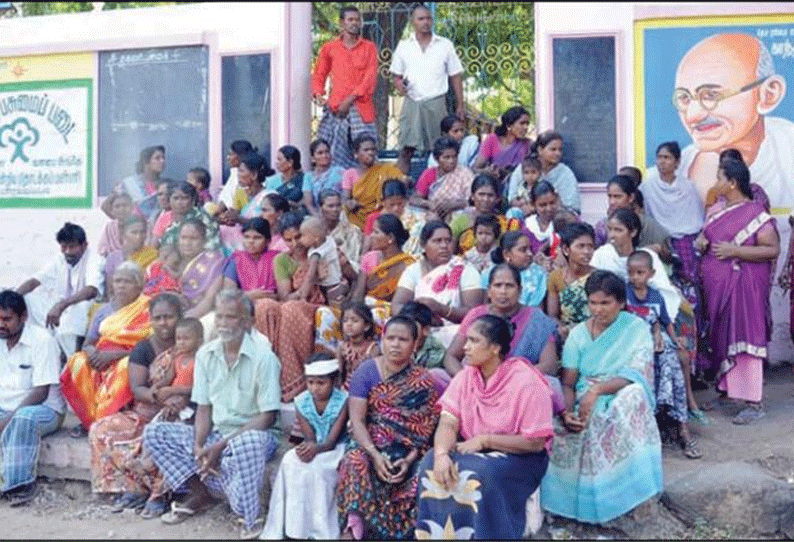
[186,167,212,206]
[98,192,134,257]
[523,180,559,259]
[463,214,501,273]
[507,154,542,220]
[337,302,380,389]
[481,231,548,308]
[625,250,701,460]
[262,353,349,540]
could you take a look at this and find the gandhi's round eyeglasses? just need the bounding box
[672,76,770,112]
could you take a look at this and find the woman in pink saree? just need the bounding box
[697,158,779,425]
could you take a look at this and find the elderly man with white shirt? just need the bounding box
[0,290,66,506]
[391,4,464,175]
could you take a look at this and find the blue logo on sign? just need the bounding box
[0,117,39,163]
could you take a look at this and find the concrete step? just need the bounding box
[38,405,297,485]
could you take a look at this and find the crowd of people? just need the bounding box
[0,3,783,541]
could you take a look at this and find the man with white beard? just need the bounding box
[144,289,281,539]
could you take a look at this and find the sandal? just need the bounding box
[239,518,264,540]
[733,405,766,425]
[140,498,167,519]
[110,492,148,513]
[681,439,702,459]
[160,501,197,525]
[8,483,38,507]
[688,408,712,426]
[68,425,88,439]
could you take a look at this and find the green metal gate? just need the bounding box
[311,2,535,152]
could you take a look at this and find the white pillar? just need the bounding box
[284,1,312,169]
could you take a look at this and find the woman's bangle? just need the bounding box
[434,448,449,457]
[444,305,452,319]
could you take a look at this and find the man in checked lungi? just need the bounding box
[311,5,379,169]
[390,4,464,174]
[144,289,281,539]
[0,290,65,506]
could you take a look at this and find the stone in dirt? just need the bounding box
[662,460,794,536]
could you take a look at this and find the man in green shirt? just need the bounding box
[144,289,281,539]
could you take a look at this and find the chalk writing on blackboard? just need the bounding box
[98,45,209,196]
[552,36,616,184]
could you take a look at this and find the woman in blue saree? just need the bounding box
[541,270,662,524]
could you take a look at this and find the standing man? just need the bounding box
[391,4,464,175]
[144,289,280,540]
[312,5,379,169]
[16,222,103,361]
[0,290,65,506]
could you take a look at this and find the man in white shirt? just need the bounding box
[391,4,464,174]
[0,290,65,505]
[16,222,103,360]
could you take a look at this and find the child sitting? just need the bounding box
[625,250,701,459]
[337,302,380,389]
[262,353,349,540]
[143,244,181,297]
[150,317,201,419]
[397,301,449,393]
[130,317,203,519]
[463,214,501,273]
[186,167,212,206]
[524,180,559,255]
[98,192,134,257]
[300,215,346,305]
[507,154,542,220]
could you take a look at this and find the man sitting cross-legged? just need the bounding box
[144,289,281,539]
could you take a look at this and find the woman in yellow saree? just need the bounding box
[60,262,152,434]
[341,134,405,229]
[315,213,414,353]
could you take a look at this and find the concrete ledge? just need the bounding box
[38,406,296,486]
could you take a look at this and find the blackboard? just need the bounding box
[552,36,616,183]
[221,53,271,183]
[98,45,209,196]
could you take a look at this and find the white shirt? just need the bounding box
[390,33,463,102]
[218,167,240,208]
[0,323,65,413]
[309,236,341,287]
[33,247,104,336]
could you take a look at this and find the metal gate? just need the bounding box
[311,2,535,152]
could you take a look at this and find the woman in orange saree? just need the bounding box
[60,262,152,432]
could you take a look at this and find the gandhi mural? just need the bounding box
[674,33,794,209]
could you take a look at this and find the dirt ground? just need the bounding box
[0,364,792,540]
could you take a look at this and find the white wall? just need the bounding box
[534,2,634,226]
[0,2,315,289]
[535,1,794,363]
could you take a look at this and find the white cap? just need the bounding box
[304,358,341,377]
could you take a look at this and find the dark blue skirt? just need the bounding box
[415,448,548,539]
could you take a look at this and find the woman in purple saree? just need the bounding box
[472,106,531,194]
[697,158,779,425]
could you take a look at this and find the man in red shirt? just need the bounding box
[312,6,379,169]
